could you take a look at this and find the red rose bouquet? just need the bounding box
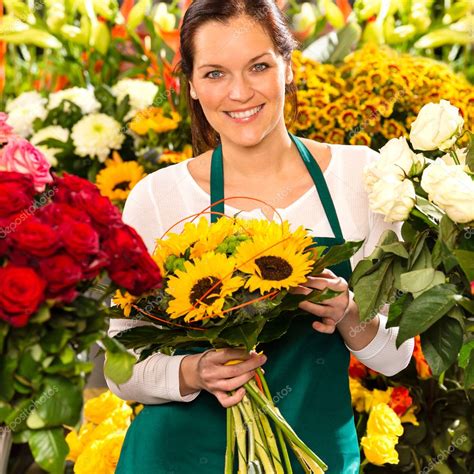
[0,113,162,473]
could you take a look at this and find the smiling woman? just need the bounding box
[106,1,415,473]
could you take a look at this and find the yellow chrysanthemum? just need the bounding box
[96,153,146,202]
[166,252,244,322]
[130,107,181,135]
[112,290,137,317]
[349,131,372,146]
[234,225,314,295]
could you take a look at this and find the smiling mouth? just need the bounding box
[224,104,265,120]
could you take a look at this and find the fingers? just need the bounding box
[312,318,337,334]
[213,370,258,393]
[298,301,332,317]
[208,347,252,364]
[214,387,247,408]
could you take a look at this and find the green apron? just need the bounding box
[116,133,360,473]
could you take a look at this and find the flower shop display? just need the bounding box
[0,113,162,473]
[289,44,473,150]
[351,100,473,391]
[112,213,364,473]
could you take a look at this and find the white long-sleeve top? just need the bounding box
[106,143,415,404]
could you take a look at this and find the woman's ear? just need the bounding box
[189,81,198,100]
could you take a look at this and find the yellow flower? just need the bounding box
[367,403,404,437]
[96,153,146,202]
[400,405,419,426]
[349,377,371,413]
[65,430,83,462]
[191,217,239,259]
[234,224,314,295]
[337,110,360,129]
[130,107,181,135]
[364,388,393,412]
[166,252,244,322]
[327,129,345,144]
[159,145,193,164]
[84,390,130,425]
[112,290,137,317]
[361,434,399,465]
[382,119,407,139]
[349,131,372,146]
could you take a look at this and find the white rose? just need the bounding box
[364,137,424,192]
[368,175,416,222]
[421,159,474,224]
[410,100,464,151]
[6,91,48,138]
[441,148,469,170]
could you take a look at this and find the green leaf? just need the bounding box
[104,348,136,385]
[464,351,474,388]
[305,288,342,304]
[453,249,474,281]
[311,240,364,275]
[386,293,413,329]
[466,131,474,173]
[439,215,459,250]
[0,355,18,401]
[219,320,267,351]
[40,328,72,354]
[415,28,472,48]
[0,322,8,353]
[350,259,374,286]
[399,269,446,298]
[457,297,474,316]
[353,257,395,321]
[0,400,12,424]
[28,428,68,474]
[396,284,458,346]
[459,339,474,369]
[421,317,463,376]
[28,305,51,324]
[26,377,82,429]
[380,242,409,259]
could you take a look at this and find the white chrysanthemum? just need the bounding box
[111,79,159,120]
[72,113,124,162]
[31,126,70,167]
[48,87,101,114]
[6,91,48,137]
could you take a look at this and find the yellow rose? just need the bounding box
[102,432,127,471]
[361,434,400,465]
[65,430,83,462]
[367,403,404,437]
[349,378,370,413]
[74,440,110,474]
[364,388,393,412]
[84,390,128,425]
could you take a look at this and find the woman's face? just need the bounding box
[189,15,293,147]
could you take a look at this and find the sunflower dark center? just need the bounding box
[113,180,131,191]
[190,277,222,305]
[255,256,293,281]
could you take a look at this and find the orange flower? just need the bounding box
[388,386,413,417]
[349,354,368,379]
[413,335,432,379]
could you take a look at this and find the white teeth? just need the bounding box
[228,105,263,119]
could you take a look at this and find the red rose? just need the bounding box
[109,253,162,295]
[0,171,35,219]
[0,265,46,327]
[40,203,91,229]
[0,236,8,256]
[75,192,122,230]
[103,225,149,269]
[39,253,83,302]
[12,219,61,257]
[54,173,99,204]
[389,386,413,417]
[60,221,100,258]
[81,251,109,280]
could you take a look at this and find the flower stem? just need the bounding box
[225,407,235,474]
[238,399,256,463]
[231,405,247,474]
[450,149,461,166]
[244,380,328,471]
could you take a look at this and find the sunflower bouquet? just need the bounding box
[112,212,362,473]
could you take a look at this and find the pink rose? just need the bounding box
[0,113,14,144]
[0,137,53,192]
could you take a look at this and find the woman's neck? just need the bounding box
[218,122,297,180]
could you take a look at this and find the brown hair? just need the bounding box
[175,0,299,156]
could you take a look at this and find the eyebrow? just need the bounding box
[198,52,272,70]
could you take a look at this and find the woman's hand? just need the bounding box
[180,348,267,408]
[290,269,352,334]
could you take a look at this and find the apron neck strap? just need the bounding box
[210,132,343,241]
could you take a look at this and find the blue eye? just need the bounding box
[253,63,269,72]
[205,70,223,79]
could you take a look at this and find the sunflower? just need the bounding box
[159,145,193,164]
[166,252,244,322]
[234,225,314,295]
[191,217,240,259]
[96,153,146,201]
[112,290,137,317]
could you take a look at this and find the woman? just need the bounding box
[107,1,414,472]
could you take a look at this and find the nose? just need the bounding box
[228,74,254,102]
